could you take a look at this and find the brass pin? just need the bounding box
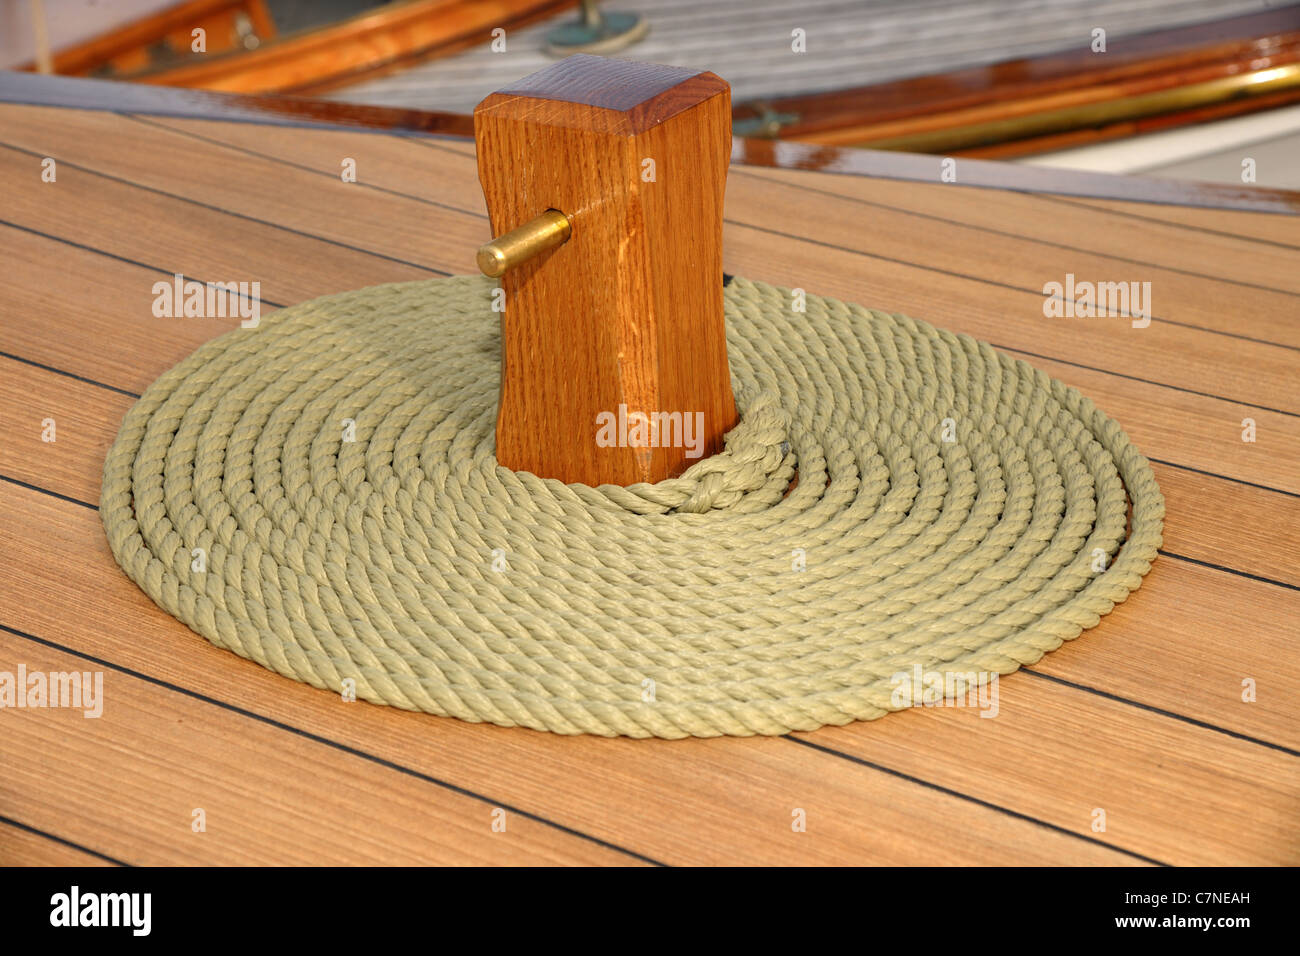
[476,209,572,278]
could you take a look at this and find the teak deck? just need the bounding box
[0,91,1297,867]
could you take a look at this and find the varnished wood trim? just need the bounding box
[16,0,276,76]
[854,63,1300,154]
[63,0,577,95]
[959,86,1300,160]
[735,7,1300,153]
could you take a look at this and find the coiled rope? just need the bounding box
[101,276,1164,738]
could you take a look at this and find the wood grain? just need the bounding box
[476,57,737,484]
[0,633,638,866]
[0,821,117,867]
[0,100,1295,866]
[1071,196,1300,246]
[730,165,1300,295]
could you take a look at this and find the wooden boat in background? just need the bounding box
[7,0,1300,157]
[7,0,577,93]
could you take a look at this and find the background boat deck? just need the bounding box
[326,0,1278,110]
[0,95,1296,866]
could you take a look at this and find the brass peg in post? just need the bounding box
[476,209,572,278]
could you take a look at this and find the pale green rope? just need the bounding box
[100,275,1164,738]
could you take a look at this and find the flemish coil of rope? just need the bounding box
[101,276,1164,738]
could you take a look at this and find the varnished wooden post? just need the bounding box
[475,54,738,486]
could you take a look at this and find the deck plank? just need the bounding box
[731,165,1300,295]
[1071,196,1300,246]
[0,633,641,866]
[799,673,1299,866]
[0,144,434,304]
[0,821,117,867]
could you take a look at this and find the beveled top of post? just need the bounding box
[476,54,727,135]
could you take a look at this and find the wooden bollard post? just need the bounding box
[475,54,738,486]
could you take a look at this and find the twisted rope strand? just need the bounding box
[101,276,1164,738]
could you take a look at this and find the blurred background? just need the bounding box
[4,0,1298,186]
